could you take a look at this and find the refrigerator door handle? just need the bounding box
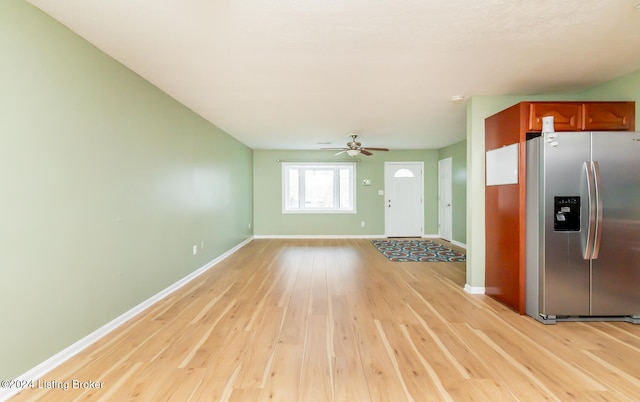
[583,161,596,260]
[592,161,603,259]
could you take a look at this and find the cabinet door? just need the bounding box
[528,103,582,131]
[582,102,635,131]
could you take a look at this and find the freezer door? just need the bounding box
[590,132,640,316]
[540,132,591,316]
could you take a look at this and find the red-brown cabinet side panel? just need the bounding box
[485,185,522,311]
[485,103,526,313]
[485,103,522,149]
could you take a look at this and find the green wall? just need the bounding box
[0,1,253,379]
[438,140,467,245]
[580,69,640,118]
[254,150,439,236]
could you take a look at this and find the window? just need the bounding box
[394,168,415,178]
[282,162,356,213]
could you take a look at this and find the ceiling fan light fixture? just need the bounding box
[346,149,361,156]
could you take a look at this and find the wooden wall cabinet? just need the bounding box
[527,102,635,132]
[485,101,635,314]
[528,103,582,131]
[583,102,635,131]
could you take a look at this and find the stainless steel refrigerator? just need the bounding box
[526,131,640,324]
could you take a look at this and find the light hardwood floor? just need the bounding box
[11,239,640,401]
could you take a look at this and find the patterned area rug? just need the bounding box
[370,239,466,262]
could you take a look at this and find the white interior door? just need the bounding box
[438,158,453,241]
[384,162,423,237]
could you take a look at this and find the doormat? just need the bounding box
[370,239,466,262]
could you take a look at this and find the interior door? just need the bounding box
[438,158,453,241]
[384,162,423,237]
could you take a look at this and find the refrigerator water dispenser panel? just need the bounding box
[554,196,581,231]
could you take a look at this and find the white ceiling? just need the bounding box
[27,0,640,151]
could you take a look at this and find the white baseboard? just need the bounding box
[253,234,388,239]
[450,240,467,249]
[253,235,466,250]
[464,284,485,294]
[421,234,440,239]
[424,236,467,250]
[254,234,445,239]
[0,236,254,402]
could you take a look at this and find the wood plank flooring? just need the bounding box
[11,239,640,401]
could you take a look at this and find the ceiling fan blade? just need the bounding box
[361,147,389,151]
[323,135,387,156]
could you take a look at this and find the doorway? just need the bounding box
[384,162,424,237]
[438,158,453,241]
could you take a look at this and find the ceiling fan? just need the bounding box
[322,134,389,156]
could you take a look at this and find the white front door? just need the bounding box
[438,158,453,241]
[384,162,424,237]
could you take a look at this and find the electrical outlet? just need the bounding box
[193,245,198,255]
[361,221,365,228]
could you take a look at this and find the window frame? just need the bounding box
[282,162,356,214]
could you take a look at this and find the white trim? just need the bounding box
[421,235,466,250]
[438,157,453,241]
[464,284,485,294]
[384,161,425,237]
[450,240,467,249]
[282,162,356,214]
[253,235,463,240]
[0,236,254,402]
[253,234,388,239]
[281,209,357,214]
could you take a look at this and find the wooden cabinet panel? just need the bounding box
[485,103,528,314]
[528,103,582,131]
[485,185,523,312]
[583,102,635,131]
